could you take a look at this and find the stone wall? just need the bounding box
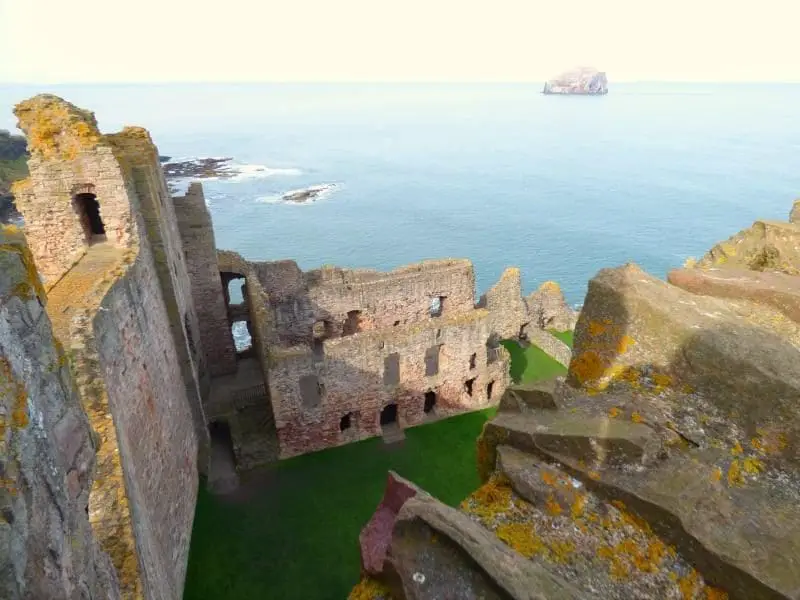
[256,259,477,346]
[270,307,510,458]
[107,129,210,473]
[175,183,237,377]
[0,226,120,599]
[94,242,199,600]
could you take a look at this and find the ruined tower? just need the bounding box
[10,94,211,599]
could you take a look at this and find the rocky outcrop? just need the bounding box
[0,227,120,599]
[351,199,800,600]
[543,68,608,95]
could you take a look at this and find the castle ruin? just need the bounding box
[0,95,576,598]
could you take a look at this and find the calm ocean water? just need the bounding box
[2,82,798,305]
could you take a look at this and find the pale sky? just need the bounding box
[1,0,798,83]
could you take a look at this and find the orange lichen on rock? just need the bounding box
[0,357,29,429]
[347,577,392,600]
[496,522,546,558]
[14,94,102,161]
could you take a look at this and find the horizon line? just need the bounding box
[2,79,800,86]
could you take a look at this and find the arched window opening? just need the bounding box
[73,193,106,243]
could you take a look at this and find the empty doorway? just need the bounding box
[74,193,106,243]
[424,390,437,414]
[380,403,398,426]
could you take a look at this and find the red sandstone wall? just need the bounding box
[13,147,134,287]
[175,184,238,377]
[270,309,510,458]
[93,241,198,600]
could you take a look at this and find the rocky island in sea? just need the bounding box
[543,67,608,95]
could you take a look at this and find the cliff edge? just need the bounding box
[350,198,800,600]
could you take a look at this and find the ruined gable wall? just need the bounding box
[482,267,528,340]
[0,228,120,600]
[269,309,509,458]
[12,96,134,287]
[175,183,237,377]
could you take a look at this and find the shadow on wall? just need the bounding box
[566,265,800,461]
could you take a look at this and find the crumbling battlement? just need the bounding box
[0,226,120,600]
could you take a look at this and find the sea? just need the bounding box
[1,82,799,307]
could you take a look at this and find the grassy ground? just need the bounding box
[184,331,571,600]
[500,329,573,384]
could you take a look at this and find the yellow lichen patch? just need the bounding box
[496,522,546,558]
[710,466,723,483]
[742,456,764,474]
[539,280,561,292]
[0,237,46,302]
[616,335,636,354]
[608,406,622,418]
[0,357,29,429]
[730,442,744,456]
[652,373,672,388]
[461,475,514,523]
[571,493,587,519]
[679,569,700,600]
[348,577,392,600]
[727,460,744,487]
[631,412,644,424]
[14,95,102,161]
[588,321,608,336]
[545,494,563,516]
[705,587,729,600]
[684,256,698,268]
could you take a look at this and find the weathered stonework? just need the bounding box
[10,95,207,599]
[0,227,120,600]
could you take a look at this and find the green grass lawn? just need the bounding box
[184,331,572,600]
[500,329,572,384]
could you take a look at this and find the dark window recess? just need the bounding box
[424,391,437,414]
[343,310,362,336]
[340,413,352,432]
[425,345,441,376]
[299,375,323,409]
[429,296,445,317]
[486,380,495,400]
[393,320,401,327]
[469,353,477,369]
[465,378,475,396]
[209,420,236,466]
[380,403,398,426]
[73,193,106,241]
[384,353,400,386]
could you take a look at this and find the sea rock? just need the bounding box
[280,184,336,204]
[543,67,608,95]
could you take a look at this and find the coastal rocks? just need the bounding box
[280,183,336,204]
[161,157,235,179]
[543,67,608,95]
[695,220,800,275]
